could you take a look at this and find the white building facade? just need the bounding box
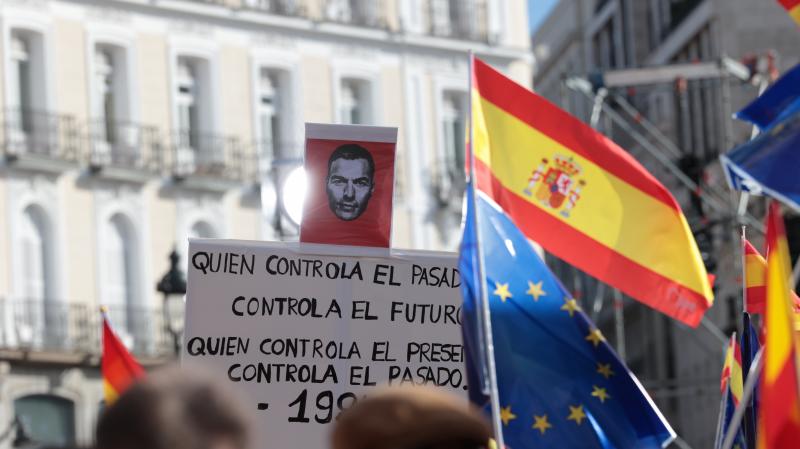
[0,0,532,446]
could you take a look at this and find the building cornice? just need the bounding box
[59,0,532,63]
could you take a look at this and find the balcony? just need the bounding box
[320,0,389,29]
[421,0,489,42]
[0,299,173,360]
[87,120,162,174]
[166,131,258,184]
[0,108,83,166]
[180,0,390,28]
[0,108,264,185]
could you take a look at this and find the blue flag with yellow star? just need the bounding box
[459,185,675,449]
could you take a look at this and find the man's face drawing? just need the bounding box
[326,157,374,221]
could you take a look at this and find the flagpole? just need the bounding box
[720,348,763,449]
[739,226,757,449]
[741,226,748,314]
[713,336,732,449]
[467,52,506,449]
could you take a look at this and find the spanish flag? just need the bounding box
[744,239,800,316]
[757,201,800,449]
[717,333,746,449]
[778,0,800,24]
[470,57,713,326]
[721,334,744,406]
[101,311,144,404]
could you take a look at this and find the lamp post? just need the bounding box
[156,249,187,357]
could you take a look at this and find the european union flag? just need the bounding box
[459,186,675,449]
[721,63,800,210]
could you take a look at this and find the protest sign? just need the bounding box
[183,239,465,449]
[300,123,397,248]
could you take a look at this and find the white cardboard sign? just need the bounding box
[183,239,465,449]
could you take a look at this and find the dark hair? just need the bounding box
[331,386,492,449]
[327,144,375,179]
[96,366,250,449]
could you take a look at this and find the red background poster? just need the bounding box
[300,126,396,248]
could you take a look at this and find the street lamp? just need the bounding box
[156,249,187,357]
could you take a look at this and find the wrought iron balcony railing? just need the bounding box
[0,108,83,163]
[320,0,389,29]
[0,108,268,185]
[167,131,258,183]
[0,299,173,358]
[179,0,392,29]
[87,119,162,172]
[421,0,489,42]
[240,0,307,16]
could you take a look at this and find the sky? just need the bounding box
[528,0,560,34]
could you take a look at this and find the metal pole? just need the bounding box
[467,52,506,449]
[720,348,763,449]
[575,86,765,232]
[740,313,756,449]
[613,289,626,361]
[700,316,728,346]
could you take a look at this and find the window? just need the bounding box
[247,0,298,15]
[256,69,281,161]
[430,0,478,38]
[176,59,199,150]
[339,79,370,125]
[441,91,466,182]
[21,206,49,302]
[430,0,453,36]
[8,29,46,136]
[9,32,33,132]
[94,48,116,145]
[18,205,58,347]
[103,214,138,348]
[14,395,75,446]
[326,0,353,22]
[174,55,214,169]
[450,0,477,39]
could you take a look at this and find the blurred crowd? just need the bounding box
[54,366,491,449]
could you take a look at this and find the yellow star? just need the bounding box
[567,404,586,425]
[585,329,605,347]
[591,385,611,403]
[597,363,615,379]
[493,282,512,302]
[500,406,517,426]
[561,298,580,316]
[526,280,546,301]
[532,414,552,434]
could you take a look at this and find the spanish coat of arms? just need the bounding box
[522,154,586,218]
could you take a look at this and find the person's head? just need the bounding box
[331,386,492,449]
[326,144,375,221]
[96,366,250,449]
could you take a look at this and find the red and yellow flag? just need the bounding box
[721,334,744,406]
[757,201,800,449]
[470,57,713,326]
[744,239,800,316]
[778,0,800,24]
[102,312,144,404]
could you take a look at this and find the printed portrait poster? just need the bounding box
[300,123,397,247]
